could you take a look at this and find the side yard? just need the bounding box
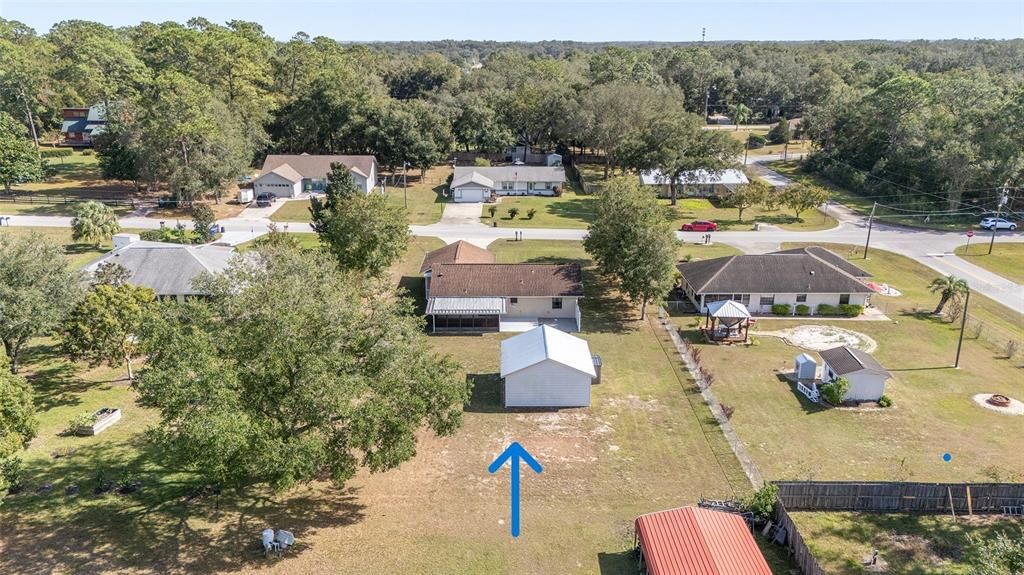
[270,165,450,225]
[0,226,149,268]
[1,237,797,574]
[790,512,1022,575]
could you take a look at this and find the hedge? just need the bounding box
[771,303,792,316]
[795,304,811,316]
[40,148,74,158]
[815,303,863,317]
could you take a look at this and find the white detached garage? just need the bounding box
[500,325,597,408]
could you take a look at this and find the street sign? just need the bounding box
[966,230,974,238]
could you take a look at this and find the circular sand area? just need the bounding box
[972,394,1024,415]
[754,325,878,353]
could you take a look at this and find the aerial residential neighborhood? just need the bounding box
[0,2,1022,574]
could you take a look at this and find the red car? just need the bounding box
[680,220,718,232]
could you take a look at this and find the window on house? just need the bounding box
[509,297,518,305]
[527,182,536,191]
[759,296,775,306]
[796,294,807,303]
[502,181,514,191]
[551,297,563,310]
[839,294,850,305]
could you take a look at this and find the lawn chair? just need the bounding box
[261,528,281,557]
[274,529,295,550]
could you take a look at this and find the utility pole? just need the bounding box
[743,140,749,165]
[403,161,409,210]
[987,183,1010,255]
[954,289,971,368]
[863,202,877,259]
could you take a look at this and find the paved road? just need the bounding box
[4,201,1022,314]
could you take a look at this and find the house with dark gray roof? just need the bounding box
[60,104,106,147]
[818,346,891,402]
[419,243,583,332]
[84,234,235,301]
[450,165,565,203]
[253,154,379,198]
[676,248,874,315]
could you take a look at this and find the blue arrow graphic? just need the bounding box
[488,442,542,537]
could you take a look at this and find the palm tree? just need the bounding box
[729,102,752,131]
[928,275,969,315]
[71,201,120,247]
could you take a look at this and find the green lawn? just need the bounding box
[271,165,450,225]
[765,161,982,232]
[791,512,1023,575]
[954,242,1024,284]
[502,164,835,231]
[680,243,1024,484]
[0,226,148,268]
[0,237,799,574]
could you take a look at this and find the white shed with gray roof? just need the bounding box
[500,325,597,408]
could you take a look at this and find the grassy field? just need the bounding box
[763,161,986,232]
[0,226,148,268]
[676,243,1024,484]
[1,237,801,574]
[791,512,1023,575]
[270,165,450,225]
[483,168,836,231]
[954,242,1024,284]
[722,127,813,158]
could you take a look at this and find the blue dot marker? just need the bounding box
[942,453,952,462]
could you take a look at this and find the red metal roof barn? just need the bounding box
[634,506,772,575]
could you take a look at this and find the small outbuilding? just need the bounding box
[500,325,597,408]
[794,353,817,380]
[702,299,752,343]
[635,506,773,575]
[819,345,891,402]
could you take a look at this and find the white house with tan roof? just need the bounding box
[253,154,378,198]
[450,165,565,203]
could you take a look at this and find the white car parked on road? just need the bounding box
[980,217,1017,231]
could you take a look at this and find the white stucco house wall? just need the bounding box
[450,165,565,203]
[819,346,891,402]
[500,325,597,408]
[640,169,749,198]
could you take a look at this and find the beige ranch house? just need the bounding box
[676,247,874,315]
[252,154,378,198]
[421,241,582,332]
[639,168,749,198]
[450,165,565,203]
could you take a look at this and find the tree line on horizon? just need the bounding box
[0,18,1021,210]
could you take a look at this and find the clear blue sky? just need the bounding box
[4,1,1022,42]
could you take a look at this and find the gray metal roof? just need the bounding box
[84,241,235,296]
[425,296,506,315]
[500,324,596,378]
[819,346,890,377]
[453,165,565,184]
[260,154,377,181]
[678,253,874,295]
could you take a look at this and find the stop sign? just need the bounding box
[966,230,975,238]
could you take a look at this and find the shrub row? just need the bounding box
[816,303,863,317]
[40,148,74,158]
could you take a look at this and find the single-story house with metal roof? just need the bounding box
[83,234,235,301]
[253,154,378,198]
[421,243,582,332]
[500,325,597,408]
[450,165,565,203]
[635,506,773,575]
[676,248,874,315]
[639,169,749,198]
[819,345,891,402]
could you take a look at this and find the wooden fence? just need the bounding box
[776,481,1024,514]
[774,500,827,575]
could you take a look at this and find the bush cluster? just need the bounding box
[820,378,849,406]
[795,304,811,316]
[40,148,74,159]
[816,303,862,317]
[771,303,791,316]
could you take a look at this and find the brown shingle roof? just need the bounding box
[420,241,496,274]
[819,346,890,377]
[260,154,377,180]
[428,263,583,297]
[678,253,874,295]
